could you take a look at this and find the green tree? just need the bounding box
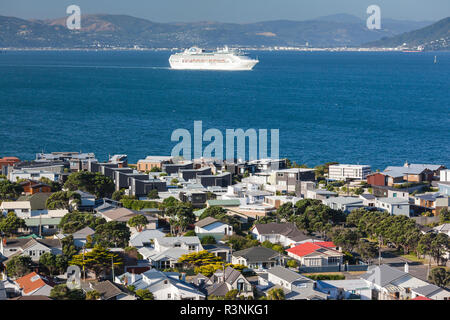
[428,267,450,288]
[6,255,32,278]
[0,212,26,236]
[224,289,239,300]
[135,289,154,300]
[267,288,285,300]
[59,211,106,234]
[86,290,102,300]
[439,208,450,224]
[356,240,378,264]
[39,177,62,192]
[50,284,86,300]
[61,235,78,259]
[94,221,131,248]
[127,215,148,232]
[0,180,23,200]
[178,250,223,268]
[147,189,159,199]
[328,227,359,252]
[111,189,125,201]
[39,252,58,276]
[64,171,114,198]
[287,259,298,268]
[223,234,259,251]
[45,191,81,211]
[69,245,122,279]
[201,235,217,245]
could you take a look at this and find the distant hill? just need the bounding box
[365,17,450,50]
[0,13,438,49]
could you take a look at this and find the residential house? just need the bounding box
[440,169,450,182]
[137,156,173,172]
[71,226,95,248]
[85,280,136,300]
[0,238,62,262]
[375,197,410,216]
[129,229,166,248]
[322,196,364,213]
[73,190,96,211]
[15,272,54,297]
[19,180,52,195]
[263,195,302,209]
[99,207,138,223]
[139,236,203,269]
[437,182,450,196]
[202,244,231,263]
[194,217,233,241]
[231,246,286,270]
[8,169,61,183]
[0,193,52,218]
[413,192,450,215]
[328,164,371,181]
[359,193,376,207]
[316,279,372,300]
[192,266,253,298]
[267,168,315,196]
[251,222,317,247]
[305,189,338,201]
[411,284,450,300]
[257,266,327,300]
[360,264,440,300]
[115,269,205,300]
[433,223,450,237]
[179,191,207,208]
[286,241,343,268]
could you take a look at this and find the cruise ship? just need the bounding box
[169,46,259,70]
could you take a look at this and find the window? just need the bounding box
[167,293,171,298]
[188,245,196,251]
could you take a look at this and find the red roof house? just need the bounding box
[15,272,54,296]
[286,241,343,267]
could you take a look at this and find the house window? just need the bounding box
[167,293,171,298]
[188,245,196,251]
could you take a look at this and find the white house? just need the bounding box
[328,164,371,181]
[251,222,316,247]
[375,197,410,216]
[139,236,203,269]
[316,279,372,300]
[115,269,205,300]
[8,169,60,182]
[194,217,233,240]
[360,264,437,300]
[1,238,62,262]
[129,229,166,248]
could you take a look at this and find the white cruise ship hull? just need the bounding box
[169,51,258,71]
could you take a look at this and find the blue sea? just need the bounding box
[0,50,449,170]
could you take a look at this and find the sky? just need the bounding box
[1,0,449,22]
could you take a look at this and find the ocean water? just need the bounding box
[0,50,448,170]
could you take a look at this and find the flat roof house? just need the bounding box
[328,164,371,181]
[322,196,364,213]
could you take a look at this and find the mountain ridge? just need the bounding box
[0,13,440,49]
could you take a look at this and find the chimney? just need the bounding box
[131,270,136,283]
[181,272,186,282]
[404,262,409,273]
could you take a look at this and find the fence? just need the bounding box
[299,263,369,273]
